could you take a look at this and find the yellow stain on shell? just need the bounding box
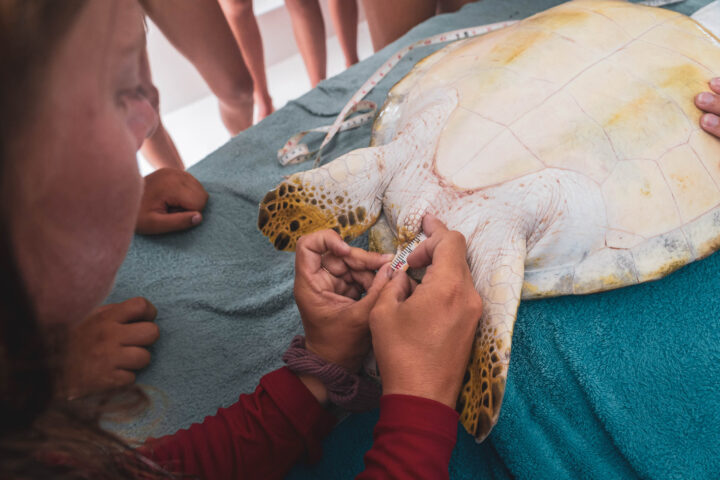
[642,258,688,282]
[522,281,541,296]
[525,9,590,31]
[659,63,707,93]
[657,63,709,123]
[696,234,720,260]
[599,273,623,288]
[670,174,690,191]
[640,181,651,197]
[488,29,548,66]
[604,91,654,128]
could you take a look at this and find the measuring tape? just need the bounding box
[277,0,685,167]
[277,19,517,166]
[390,233,428,272]
[278,100,376,165]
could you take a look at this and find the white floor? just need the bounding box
[138,21,374,176]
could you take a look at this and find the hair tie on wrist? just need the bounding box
[282,335,381,412]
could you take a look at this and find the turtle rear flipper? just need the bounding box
[258,147,389,251]
[461,232,526,442]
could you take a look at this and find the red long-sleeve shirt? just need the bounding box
[142,367,458,479]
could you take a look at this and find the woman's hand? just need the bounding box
[136,168,209,234]
[293,230,393,373]
[59,297,160,399]
[368,215,483,408]
[695,77,720,138]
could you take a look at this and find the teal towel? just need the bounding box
[108,0,719,478]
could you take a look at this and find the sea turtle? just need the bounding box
[258,0,720,441]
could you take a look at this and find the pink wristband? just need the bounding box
[282,335,381,412]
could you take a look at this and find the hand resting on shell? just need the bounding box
[695,77,720,139]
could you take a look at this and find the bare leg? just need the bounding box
[143,0,254,134]
[438,0,479,14]
[138,48,184,170]
[328,0,359,67]
[361,0,435,52]
[218,0,274,122]
[285,0,326,87]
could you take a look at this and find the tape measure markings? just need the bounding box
[391,233,428,272]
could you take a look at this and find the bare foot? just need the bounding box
[58,298,159,399]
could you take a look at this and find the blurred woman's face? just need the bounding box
[7,1,158,325]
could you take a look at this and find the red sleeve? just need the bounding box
[140,367,336,480]
[356,394,459,480]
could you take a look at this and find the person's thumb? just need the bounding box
[374,269,413,309]
[136,211,203,235]
[357,263,393,311]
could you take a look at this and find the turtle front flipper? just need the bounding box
[460,233,526,442]
[258,147,389,251]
